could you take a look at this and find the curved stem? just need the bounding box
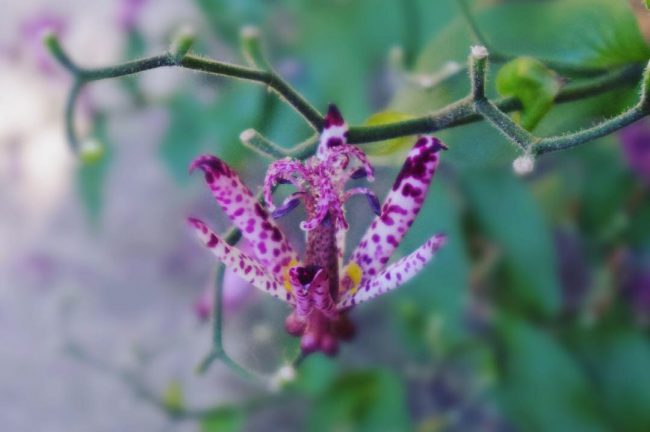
[48,34,647,159]
[65,80,83,151]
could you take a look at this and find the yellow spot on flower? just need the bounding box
[283,259,299,293]
[344,261,363,295]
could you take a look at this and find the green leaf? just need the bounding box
[496,57,562,130]
[200,407,245,432]
[497,320,606,431]
[396,177,470,349]
[162,380,184,413]
[363,111,417,161]
[579,332,650,432]
[462,169,561,317]
[308,369,411,432]
[646,0,650,10]
[291,354,339,397]
[472,0,650,69]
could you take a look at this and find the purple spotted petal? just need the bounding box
[338,234,446,308]
[187,217,292,303]
[348,136,445,286]
[190,155,298,277]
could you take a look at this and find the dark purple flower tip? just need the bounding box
[186,216,202,229]
[351,167,368,180]
[431,138,448,152]
[294,265,322,286]
[271,195,302,219]
[366,192,381,216]
[324,103,345,128]
[275,178,292,184]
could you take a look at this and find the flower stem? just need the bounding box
[47,32,644,157]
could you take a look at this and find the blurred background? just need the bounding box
[2,0,650,431]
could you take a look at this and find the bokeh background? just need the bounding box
[2,0,650,431]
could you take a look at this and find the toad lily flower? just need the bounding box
[187,105,447,355]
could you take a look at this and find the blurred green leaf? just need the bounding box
[497,320,606,431]
[160,85,263,183]
[162,380,184,413]
[363,111,416,160]
[463,169,561,317]
[396,177,470,349]
[160,93,209,183]
[200,407,245,432]
[645,0,650,10]
[308,369,411,432]
[291,354,339,397]
[496,57,562,130]
[472,0,649,68]
[580,332,650,432]
[574,138,633,240]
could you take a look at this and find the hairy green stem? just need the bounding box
[467,51,650,155]
[47,33,644,157]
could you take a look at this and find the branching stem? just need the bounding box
[46,32,645,157]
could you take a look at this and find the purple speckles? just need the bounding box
[372,234,380,243]
[327,137,344,148]
[207,234,219,248]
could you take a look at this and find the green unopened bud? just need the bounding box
[240,25,268,69]
[79,138,105,164]
[42,31,77,72]
[169,26,195,61]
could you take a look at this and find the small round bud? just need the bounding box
[513,154,535,176]
[285,313,306,336]
[239,128,256,144]
[471,45,489,59]
[300,332,319,354]
[80,138,105,164]
[240,25,260,40]
[269,364,296,391]
[320,334,339,356]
